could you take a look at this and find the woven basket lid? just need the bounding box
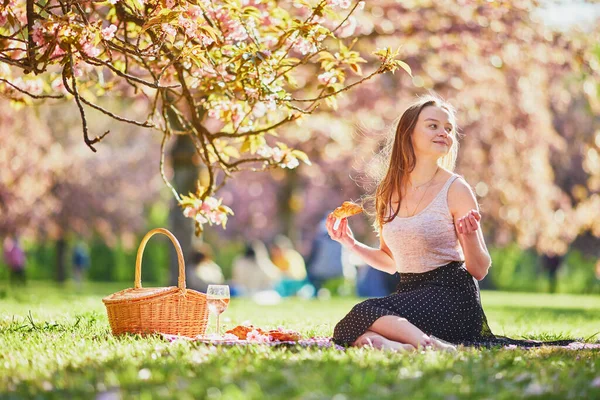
[102,286,181,304]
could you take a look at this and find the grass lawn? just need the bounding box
[0,281,599,399]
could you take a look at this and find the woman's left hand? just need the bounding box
[457,209,481,236]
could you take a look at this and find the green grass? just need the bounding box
[1,282,599,399]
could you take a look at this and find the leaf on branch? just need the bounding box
[242,6,263,18]
[143,8,180,30]
[223,145,241,159]
[318,52,336,61]
[349,63,362,75]
[394,60,412,76]
[291,150,312,166]
[241,135,266,154]
[325,95,338,110]
[280,57,301,67]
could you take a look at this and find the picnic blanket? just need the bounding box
[161,326,600,351]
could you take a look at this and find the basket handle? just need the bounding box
[135,228,186,290]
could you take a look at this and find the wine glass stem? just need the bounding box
[216,313,220,336]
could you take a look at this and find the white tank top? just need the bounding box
[381,174,465,273]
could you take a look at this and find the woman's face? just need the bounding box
[411,105,455,159]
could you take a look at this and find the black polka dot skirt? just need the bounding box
[332,261,574,348]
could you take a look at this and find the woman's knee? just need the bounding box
[372,315,408,327]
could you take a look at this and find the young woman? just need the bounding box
[327,95,571,351]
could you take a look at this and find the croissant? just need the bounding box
[225,325,266,340]
[332,201,363,219]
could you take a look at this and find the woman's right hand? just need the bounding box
[326,213,357,249]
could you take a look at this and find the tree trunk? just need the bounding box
[56,236,67,283]
[277,168,300,244]
[168,135,198,286]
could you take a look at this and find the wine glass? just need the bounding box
[206,285,230,336]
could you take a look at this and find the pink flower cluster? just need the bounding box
[0,0,25,27]
[101,24,117,41]
[286,35,317,56]
[204,6,248,43]
[182,195,232,228]
[246,329,272,343]
[326,0,352,9]
[207,99,245,126]
[257,145,300,169]
[177,13,214,46]
[317,71,337,85]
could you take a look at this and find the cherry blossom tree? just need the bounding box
[0,0,409,237]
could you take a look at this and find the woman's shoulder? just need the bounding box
[446,173,478,208]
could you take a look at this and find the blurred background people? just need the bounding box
[270,235,308,297]
[3,236,26,285]
[188,243,225,292]
[72,241,90,290]
[230,240,281,296]
[305,216,345,294]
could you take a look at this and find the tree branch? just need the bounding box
[0,77,64,99]
[61,77,155,129]
[63,52,109,152]
[289,67,383,102]
[210,114,299,139]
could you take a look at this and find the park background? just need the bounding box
[2,1,600,398]
[2,0,600,295]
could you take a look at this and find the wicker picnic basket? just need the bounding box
[102,228,209,338]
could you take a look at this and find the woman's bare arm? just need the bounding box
[326,214,396,274]
[448,178,492,280]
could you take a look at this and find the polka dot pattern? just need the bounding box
[333,261,485,346]
[332,261,575,348]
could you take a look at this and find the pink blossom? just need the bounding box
[272,147,284,163]
[246,329,271,343]
[327,0,351,9]
[161,23,177,38]
[252,102,267,118]
[165,0,176,8]
[261,36,278,49]
[207,8,248,43]
[101,24,117,41]
[51,44,66,58]
[244,87,259,99]
[211,212,226,225]
[81,41,101,58]
[24,79,44,96]
[205,196,220,209]
[178,15,197,38]
[199,33,214,47]
[32,21,45,46]
[281,156,299,170]
[257,145,274,158]
[318,71,337,85]
[186,5,203,19]
[71,66,82,78]
[51,78,68,94]
[289,36,317,56]
[338,16,357,38]
[195,214,208,224]
[183,207,196,218]
[241,0,262,6]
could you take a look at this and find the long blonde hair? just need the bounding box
[366,95,460,233]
